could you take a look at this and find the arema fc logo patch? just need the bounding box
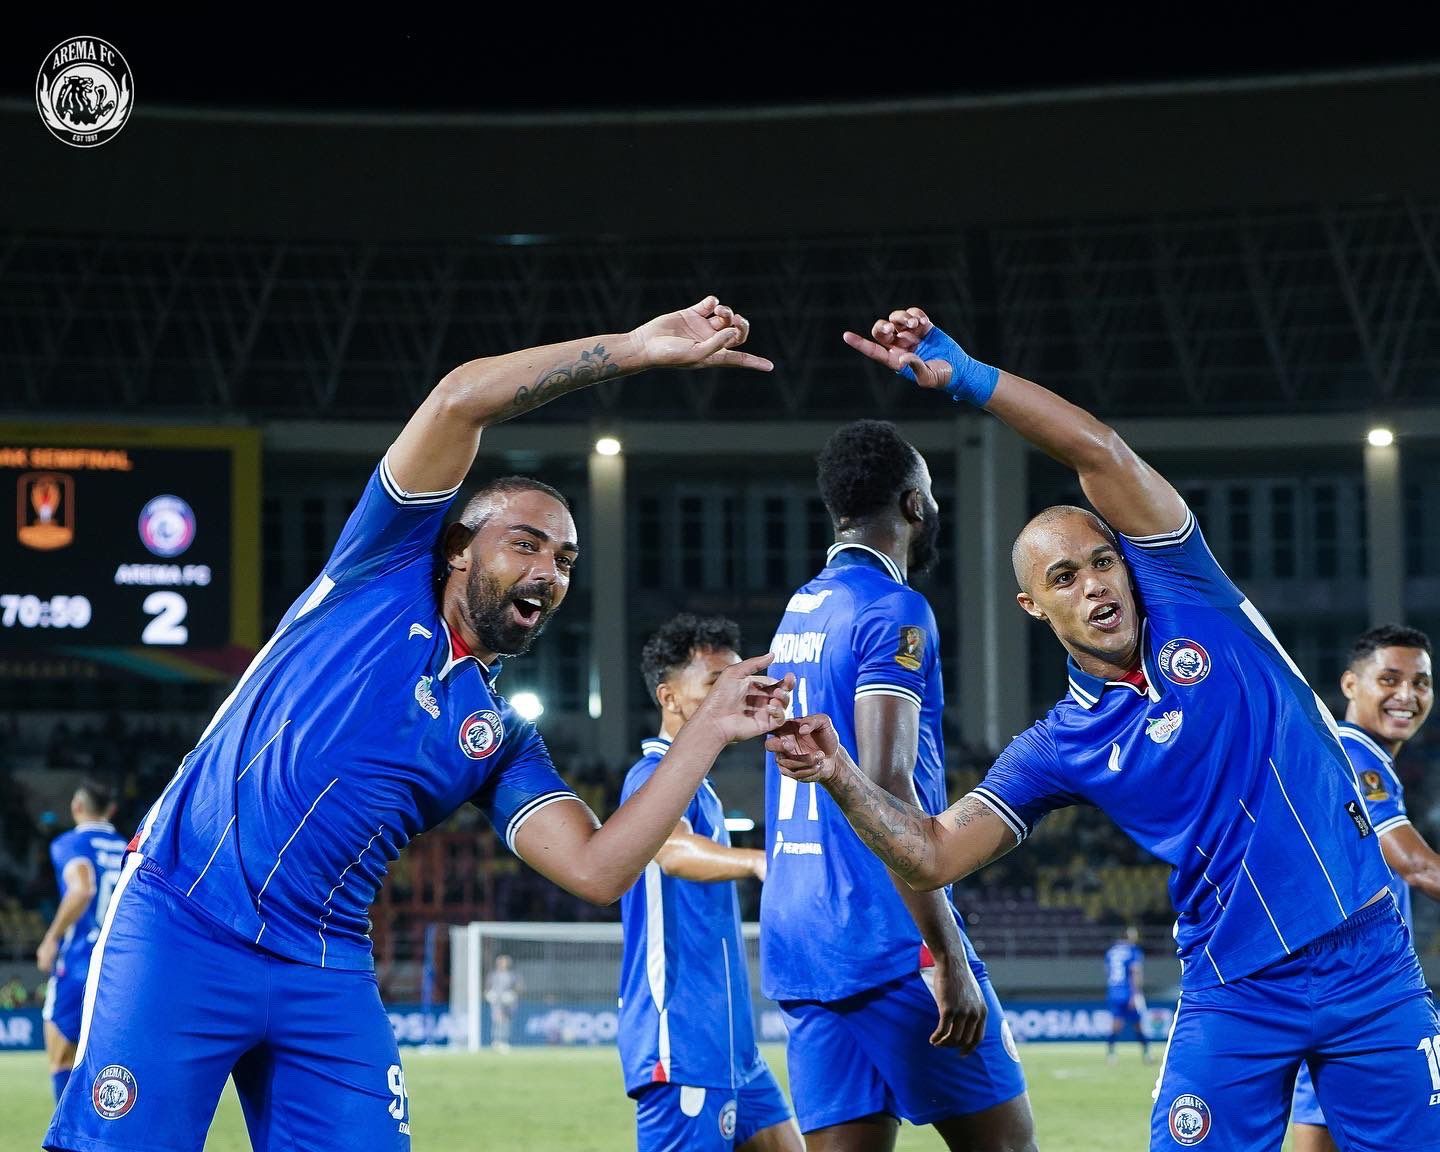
[1168,1094,1211,1145]
[718,1099,738,1140]
[36,37,135,148]
[458,709,503,760]
[1158,638,1211,687]
[92,1064,138,1120]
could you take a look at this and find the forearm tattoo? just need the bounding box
[509,344,620,416]
[827,770,936,886]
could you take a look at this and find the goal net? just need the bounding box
[448,921,780,1052]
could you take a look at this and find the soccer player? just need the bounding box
[484,954,520,1052]
[769,305,1440,1151]
[761,420,1035,1152]
[46,297,792,1152]
[36,781,128,1104]
[618,614,801,1152]
[1103,926,1151,1065]
[1291,624,1437,1152]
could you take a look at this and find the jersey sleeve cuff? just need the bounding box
[854,683,923,710]
[504,791,581,854]
[1119,509,1196,550]
[969,787,1029,844]
[379,455,463,507]
[1374,815,1411,837]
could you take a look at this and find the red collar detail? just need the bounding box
[450,628,473,661]
[1116,665,1148,692]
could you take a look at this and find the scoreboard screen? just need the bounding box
[0,426,260,653]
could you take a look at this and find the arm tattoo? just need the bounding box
[827,768,937,886]
[509,344,620,416]
[948,795,990,832]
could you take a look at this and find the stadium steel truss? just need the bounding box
[2,196,1438,422]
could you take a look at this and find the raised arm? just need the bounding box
[513,655,791,905]
[389,296,771,496]
[843,308,1186,538]
[768,715,1016,892]
[855,695,986,1050]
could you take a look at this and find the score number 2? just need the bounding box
[142,591,189,645]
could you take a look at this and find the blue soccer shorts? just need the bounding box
[1109,993,1144,1027]
[634,1060,795,1151]
[43,971,86,1044]
[45,856,410,1152]
[779,966,1026,1133]
[1151,896,1440,1151]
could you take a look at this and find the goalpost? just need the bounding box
[449,921,772,1053]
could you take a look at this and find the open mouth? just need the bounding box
[1089,603,1123,632]
[1383,707,1417,724]
[509,596,545,629]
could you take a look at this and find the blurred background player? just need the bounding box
[1103,927,1150,1065]
[761,421,1034,1152]
[45,297,792,1152]
[485,954,521,1052]
[1291,624,1436,1152]
[36,781,128,1105]
[618,613,801,1152]
[770,305,1440,1151]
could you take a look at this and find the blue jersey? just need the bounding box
[1104,941,1143,996]
[133,456,577,971]
[48,821,128,981]
[1340,721,1413,929]
[761,544,973,1002]
[975,509,1392,991]
[617,736,761,1095]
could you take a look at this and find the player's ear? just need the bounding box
[442,522,475,571]
[1340,668,1359,701]
[1017,591,1045,621]
[655,682,677,715]
[901,489,925,525]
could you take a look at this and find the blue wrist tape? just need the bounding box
[898,325,999,406]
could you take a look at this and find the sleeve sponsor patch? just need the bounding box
[894,625,925,671]
[1361,770,1390,802]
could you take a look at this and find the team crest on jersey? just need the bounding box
[458,709,503,759]
[1361,770,1389,801]
[1158,638,1210,686]
[414,676,440,719]
[719,1099,738,1139]
[1145,709,1184,744]
[895,625,925,671]
[1167,1094,1211,1145]
[92,1064,138,1120]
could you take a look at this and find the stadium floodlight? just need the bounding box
[510,691,544,721]
[594,436,622,457]
[587,691,602,719]
[1367,427,1394,447]
[724,816,756,833]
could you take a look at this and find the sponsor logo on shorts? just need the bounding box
[1146,709,1184,744]
[719,1099,738,1139]
[1158,639,1211,687]
[1168,1094,1211,1146]
[92,1064,138,1120]
[1001,1018,1020,1062]
[36,36,135,148]
[458,709,503,759]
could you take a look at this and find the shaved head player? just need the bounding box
[770,305,1440,1152]
[46,297,792,1152]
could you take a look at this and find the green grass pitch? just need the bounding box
[5,1042,1291,1150]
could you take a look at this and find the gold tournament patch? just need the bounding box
[1362,770,1389,802]
[894,625,925,671]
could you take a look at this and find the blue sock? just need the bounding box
[898,324,1000,406]
[52,1067,71,1103]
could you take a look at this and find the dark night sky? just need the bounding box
[6,26,1439,114]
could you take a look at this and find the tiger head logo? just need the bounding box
[35,38,134,148]
[55,75,116,126]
